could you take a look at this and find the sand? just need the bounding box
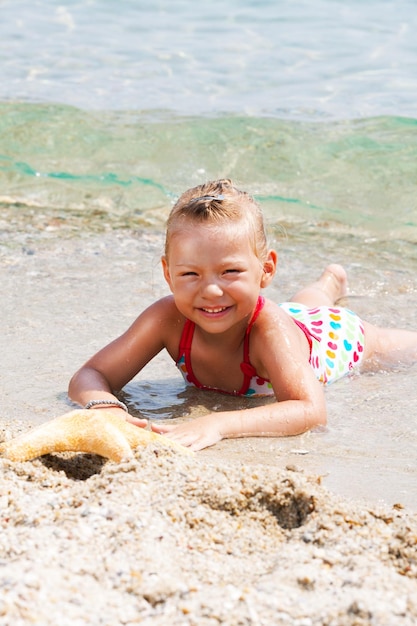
[0,444,416,625]
[1,224,417,624]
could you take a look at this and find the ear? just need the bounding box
[260,249,278,288]
[161,256,173,291]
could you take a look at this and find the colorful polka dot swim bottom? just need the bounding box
[280,302,366,384]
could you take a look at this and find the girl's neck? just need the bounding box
[194,316,250,352]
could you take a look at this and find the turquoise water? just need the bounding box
[1,0,417,244]
[1,106,417,245]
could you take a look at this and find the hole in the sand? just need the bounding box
[200,478,315,530]
[257,490,315,529]
[40,453,107,480]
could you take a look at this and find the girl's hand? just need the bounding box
[151,414,222,451]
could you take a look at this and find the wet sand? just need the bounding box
[2,226,416,506]
[1,227,417,624]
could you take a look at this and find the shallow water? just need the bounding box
[1,0,416,509]
[2,0,417,119]
[1,107,417,244]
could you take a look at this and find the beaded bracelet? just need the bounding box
[84,399,128,412]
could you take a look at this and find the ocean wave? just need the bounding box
[0,103,416,242]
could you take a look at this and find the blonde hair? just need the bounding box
[165,179,268,260]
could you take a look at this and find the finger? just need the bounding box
[127,416,148,428]
[151,423,175,434]
[164,431,200,448]
[189,439,210,451]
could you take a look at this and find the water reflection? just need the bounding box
[121,379,275,421]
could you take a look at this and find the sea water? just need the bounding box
[1,0,416,507]
[1,0,417,243]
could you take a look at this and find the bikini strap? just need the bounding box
[239,296,266,392]
[177,318,206,389]
[243,296,265,362]
[178,317,194,359]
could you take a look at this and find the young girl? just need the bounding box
[68,179,417,451]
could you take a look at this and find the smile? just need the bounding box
[201,306,229,314]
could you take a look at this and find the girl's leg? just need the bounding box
[290,264,348,308]
[362,320,417,365]
[291,264,417,367]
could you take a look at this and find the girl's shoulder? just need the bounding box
[250,297,312,377]
[256,297,297,329]
[251,297,310,351]
[149,294,186,334]
[145,295,185,326]
[133,296,185,359]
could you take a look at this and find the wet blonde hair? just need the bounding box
[165,179,268,260]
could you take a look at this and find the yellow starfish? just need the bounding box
[0,410,193,463]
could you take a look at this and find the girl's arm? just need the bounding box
[68,297,181,426]
[152,306,327,449]
[151,377,325,450]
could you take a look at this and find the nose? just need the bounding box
[201,277,223,298]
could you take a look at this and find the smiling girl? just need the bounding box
[68,179,417,450]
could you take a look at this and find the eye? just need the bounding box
[224,268,241,275]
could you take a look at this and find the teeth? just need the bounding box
[202,307,226,313]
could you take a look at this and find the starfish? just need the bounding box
[0,410,193,463]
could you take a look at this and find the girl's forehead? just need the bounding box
[165,215,263,261]
[169,221,256,255]
[169,218,249,242]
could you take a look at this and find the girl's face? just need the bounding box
[162,220,276,334]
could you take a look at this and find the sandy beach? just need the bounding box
[2,0,417,621]
[1,224,417,624]
[1,444,417,625]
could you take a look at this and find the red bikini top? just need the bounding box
[176,296,315,397]
[176,296,272,396]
